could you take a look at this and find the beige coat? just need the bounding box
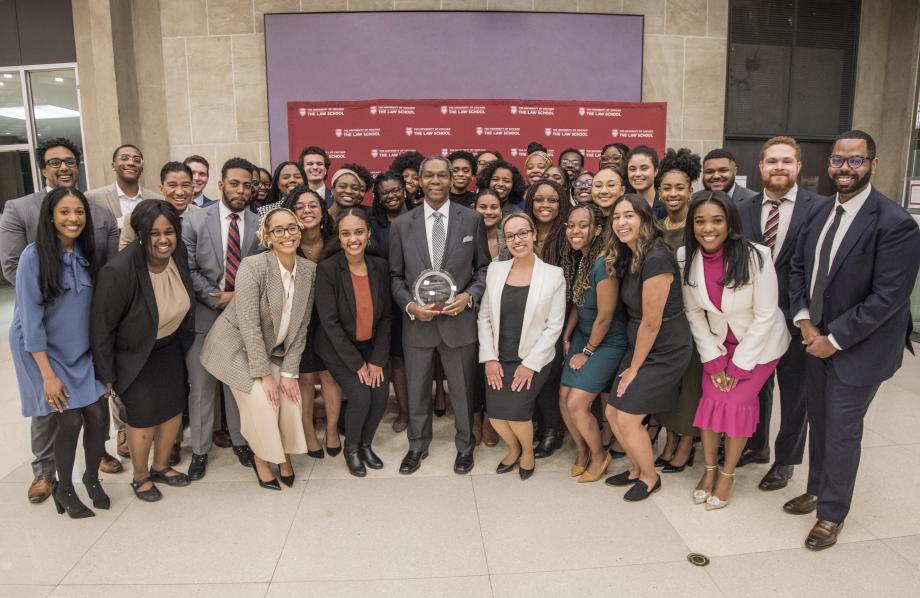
[119,203,198,250]
[85,182,162,220]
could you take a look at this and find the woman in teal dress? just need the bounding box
[559,203,628,483]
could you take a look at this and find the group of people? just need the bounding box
[2,129,918,552]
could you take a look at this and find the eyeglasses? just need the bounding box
[504,229,533,242]
[46,158,77,169]
[117,155,143,164]
[534,196,560,205]
[560,159,581,167]
[269,224,301,238]
[828,154,871,169]
[380,188,404,197]
[294,202,320,211]
[572,179,593,189]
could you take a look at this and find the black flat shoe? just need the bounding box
[82,473,110,510]
[519,466,534,480]
[605,470,638,487]
[325,443,342,457]
[399,450,428,475]
[52,482,95,518]
[358,444,383,470]
[624,476,661,502]
[252,462,281,490]
[130,477,162,502]
[496,457,519,474]
[307,448,325,459]
[662,447,696,473]
[344,448,367,477]
[654,455,672,468]
[150,467,191,487]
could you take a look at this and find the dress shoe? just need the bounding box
[496,457,519,474]
[534,429,564,459]
[212,429,232,449]
[519,465,534,480]
[758,464,794,491]
[167,443,181,467]
[806,519,843,550]
[130,477,162,502]
[232,445,254,467]
[344,448,367,478]
[783,493,817,515]
[605,469,638,487]
[116,430,130,458]
[252,462,281,491]
[391,418,408,433]
[150,467,191,487]
[472,412,483,446]
[99,452,123,474]
[704,470,735,510]
[693,465,718,504]
[578,454,612,483]
[570,455,590,477]
[737,448,770,467]
[28,473,54,504]
[325,442,342,457]
[662,447,696,473]
[454,451,474,474]
[624,476,661,502]
[52,482,94,518]
[187,453,208,481]
[399,450,428,475]
[654,454,672,468]
[82,473,110,509]
[482,418,499,447]
[358,444,384,469]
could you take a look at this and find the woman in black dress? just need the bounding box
[603,194,692,502]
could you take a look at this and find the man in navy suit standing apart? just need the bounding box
[787,130,920,550]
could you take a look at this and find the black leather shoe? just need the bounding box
[662,447,696,473]
[150,467,191,487]
[519,465,534,480]
[233,445,254,468]
[358,444,383,469]
[758,464,794,491]
[344,448,367,478]
[454,451,474,474]
[187,453,208,481]
[325,443,342,457]
[307,448,325,459]
[496,457,519,474]
[82,473,110,510]
[399,450,428,475]
[212,429,232,449]
[252,462,280,490]
[737,448,770,467]
[279,471,295,487]
[52,482,94,518]
[533,430,563,459]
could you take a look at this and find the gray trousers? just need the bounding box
[31,413,56,476]
[403,341,476,454]
[186,331,244,455]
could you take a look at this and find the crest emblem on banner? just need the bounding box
[611,129,619,137]
[475,127,483,136]
[335,129,342,137]
[440,106,448,114]
[544,128,553,136]
[369,106,377,114]
[298,108,307,117]
[510,106,518,114]
[440,148,449,156]
[510,148,518,157]
[371,149,379,158]
[579,107,586,116]
[405,127,413,136]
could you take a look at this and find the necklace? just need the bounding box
[663,218,684,230]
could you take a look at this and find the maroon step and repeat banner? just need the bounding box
[287,99,667,176]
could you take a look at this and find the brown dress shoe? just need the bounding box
[99,452,123,474]
[28,473,54,503]
[482,417,499,447]
[212,429,232,449]
[783,493,817,515]
[806,519,843,550]
[116,430,129,458]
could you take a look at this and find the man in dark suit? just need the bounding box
[787,130,920,550]
[185,155,217,207]
[737,137,828,490]
[182,157,262,480]
[389,155,490,474]
[299,145,335,207]
[0,137,122,503]
[702,148,757,203]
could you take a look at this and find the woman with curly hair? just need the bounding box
[477,160,526,215]
[255,161,306,216]
[558,203,628,482]
[389,151,424,207]
[329,164,373,219]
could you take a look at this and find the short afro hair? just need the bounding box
[655,147,702,188]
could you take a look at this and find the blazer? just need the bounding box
[678,244,791,372]
[91,242,195,393]
[789,186,920,386]
[181,203,262,333]
[389,201,491,348]
[730,184,758,204]
[0,190,119,284]
[477,257,566,372]
[119,203,199,250]
[737,187,828,320]
[314,251,392,371]
[195,194,217,208]
[201,251,316,392]
[85,182,162,221]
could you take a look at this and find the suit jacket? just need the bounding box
[678,244,790,371]
[119,203,199,250]
[389,201,490,348]
[477,256,566,372]
[789,186,920,386]
[322,187,334,208]
[181,203,261,333]
[314,251,392,371]
[0,190,119,284]
[200,251,316,393]
[195,194,217,208]
[91,242,195,393]
[737,187,828,321]
[731,184,758,203]
[85,182,162,222]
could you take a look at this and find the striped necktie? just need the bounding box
[763,197,784,252]
[225,213,241,291]
[431,211,446,270]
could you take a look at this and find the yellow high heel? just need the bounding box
[578,453,612,483]
[570,454,590,477]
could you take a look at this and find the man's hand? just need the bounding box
[798,318,821,345]
[806,335,838,359]
[408,302,440,322]
[210,291,234,310]
[441,292,472,317]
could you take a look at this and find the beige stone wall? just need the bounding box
[148,0,728,197]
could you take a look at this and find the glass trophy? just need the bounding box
[412,269,457,312]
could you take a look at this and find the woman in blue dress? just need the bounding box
[9,188,109,518]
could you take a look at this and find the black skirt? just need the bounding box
[485,361,551,422]
[299,307,327,373]
[121,332,187,428]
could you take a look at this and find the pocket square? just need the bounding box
[462,235,473,243]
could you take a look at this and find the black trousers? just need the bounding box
[747,328,808,465]
[533,341,563,431]
[805,354,880,524]
[325,341,390,450]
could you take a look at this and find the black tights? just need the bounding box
[54,397,108,490]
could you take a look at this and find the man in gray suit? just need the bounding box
[85,143,162,229]
[182,157,262,480]
[0,137,121,503]
[702,148,757,202]
[389,155,491,475]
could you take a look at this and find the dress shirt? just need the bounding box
[760,184,798,260]
[116,183,143,229]
[218,200,246,292]
[274,257,298,379]
[193,193,208,207]
[423,199,451,267]
[793,183,873,350]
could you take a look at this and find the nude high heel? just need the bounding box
[705,470,736,510]
[693,465,718,504]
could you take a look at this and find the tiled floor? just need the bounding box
[0,284,918,597]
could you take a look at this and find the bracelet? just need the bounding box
[584,342,597,352]
[582,347,594,357]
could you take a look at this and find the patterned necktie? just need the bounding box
[763,197,784,252]
[810,205,845,325]
[431,211,446,270]
[225,213,241,291]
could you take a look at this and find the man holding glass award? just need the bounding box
[389,155,491,474]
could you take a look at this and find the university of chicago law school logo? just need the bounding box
[475,126,483,136]
[298,108,307,117]
[405,127,413,136]
[335,129,342,137]
[371,149,379,158]
[510,106,518,114]
[369,105,377,115]
[544,127,553,137]
[440,148,449,157]
[440,105,448,114]
[611,129,619,137]
[510,148,518,158]
[578,107,585,116]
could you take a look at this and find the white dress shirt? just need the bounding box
[116,183,143,229]
[423,199,451,267]
[218,200,246,291]
[760,184,798,260]
[274,257,298,379]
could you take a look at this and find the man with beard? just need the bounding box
[558,147,585,181]
[787,130,920,550]
[736,137,826,490]
[702,148,757,203]
[447,150,477,208]
[86,144,162,230]
[181,157,262,480]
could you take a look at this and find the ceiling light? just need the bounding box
[0,104,80,120]
[54,77,64,83]
[2,74,12,79]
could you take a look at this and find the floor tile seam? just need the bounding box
[485,555,696,578]
[267,573,494,584]
[880,537,920,572]
[466,474,495,597]
[268,472,311,584]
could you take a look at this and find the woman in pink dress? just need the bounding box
[678,190,790,510]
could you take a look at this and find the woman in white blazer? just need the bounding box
[678,190,790,510]
[478,213,566,479]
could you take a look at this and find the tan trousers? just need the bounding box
[231,365,307,464]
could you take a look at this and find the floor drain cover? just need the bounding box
[687,553,710,566]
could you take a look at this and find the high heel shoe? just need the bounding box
[82,473,110,510]
[705,470,735,510]
[279,462,295,487]
[496,456,520,474]
[519,465,534,480]
[654,454,673,468]
[252,462,281,491]
[325,442,342,457]
[52,481,94,518]
[578,453,612,483]
[307,447,325,459]
[693,465,718,504]
[662,447,696,473]
[570,454,590,477]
